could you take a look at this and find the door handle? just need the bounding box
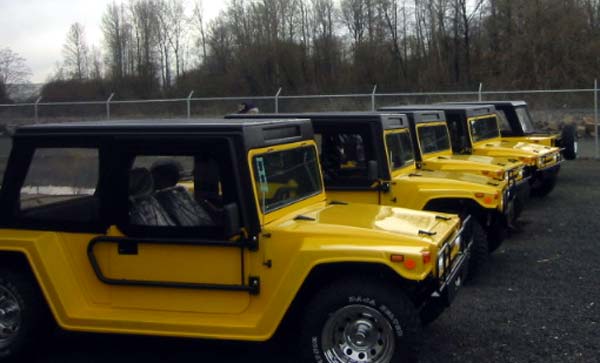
[118,241,138,255]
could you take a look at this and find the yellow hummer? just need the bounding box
[379,109,529,218]
[0,119,470,362]
[445,101,578,160]
[380,105,563,197]
[227,112,513,274]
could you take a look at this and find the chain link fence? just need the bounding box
[1,84,598,158]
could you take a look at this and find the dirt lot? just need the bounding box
[28,159,600,363]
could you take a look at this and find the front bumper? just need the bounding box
[433,216,472,306]
[529,161,562,188]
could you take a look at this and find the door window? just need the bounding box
[317,128,375,187]
[19,147,100,224]
[122,145,241,239]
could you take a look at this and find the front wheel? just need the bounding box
[466,219,490,281]
[0,267,51,361]
[299,278,422,363]
[530,173,557,198]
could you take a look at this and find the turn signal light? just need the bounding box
[519,156,536,165]
[421,251,432,264]
[390,254,404,263]
[475,192,484,198]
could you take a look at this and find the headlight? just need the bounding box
[454,235,462,250]
[437,256,445,275]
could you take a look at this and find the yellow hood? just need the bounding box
[269,202,459,248]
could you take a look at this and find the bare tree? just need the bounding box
[90,46,103,80]
[193,0,209,63]
[0,48,32,88]
[62,23,90,80]
[102,2,128,81]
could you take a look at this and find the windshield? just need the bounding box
[385,131,415,170]
[469,117,501,142]
[417,125,451,154]
[515,107,536,133]
[252,145,323,213]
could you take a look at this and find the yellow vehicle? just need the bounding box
[0,119,471,363]
[380,105,563,197]
[383,109,529,218]
[445,101,578,160]
[227,112,513,274]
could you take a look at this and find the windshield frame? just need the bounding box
[468,115,502,144]
[383,129,416,174]
[248,141,325,222]
[415,122,453,157]
[515,106,537,133]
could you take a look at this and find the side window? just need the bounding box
[317,128,374,186]
[19,147,100,223]
[125,148,239,237]
[495,110,512,132]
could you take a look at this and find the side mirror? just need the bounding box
[223,203,241,238]
[367,160,379,181]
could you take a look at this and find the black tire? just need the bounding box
[0,267,51,362]
[487,216,507,253]
[299,278,422,363]
[561,125,577,160]
[465,219,489,281]
[530,173,557,198]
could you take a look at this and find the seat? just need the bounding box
[128,168,175,226]
[151,160,215,227]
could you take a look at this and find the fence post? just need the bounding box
[34,97,42,123]
[371,85,378,111]
[187,91,194,119]
[478,83,483,101]
[106,93,115,120]
[595,79,598,160]
[274,88,282,113]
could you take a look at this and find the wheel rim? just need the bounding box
[321,304,395,363]
[0,285,21,347]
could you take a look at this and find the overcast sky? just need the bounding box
[0,0,224,83]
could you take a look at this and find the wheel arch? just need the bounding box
[423,198,485,218]
[0,250,57,324]
[274,261,428,340]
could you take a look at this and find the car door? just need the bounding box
[89,136,258,315]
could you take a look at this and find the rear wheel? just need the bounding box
[0,267,51,361]
[299,278,422,363]
[561,125,577,160]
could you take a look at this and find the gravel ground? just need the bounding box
[31,159,600,363]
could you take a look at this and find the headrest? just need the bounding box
[129,168,154,198]
[151,160,183,190]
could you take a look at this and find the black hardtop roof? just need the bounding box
[384,109,446,125]
[226,112,410,130]
[14,118,315,150]
[443,100,528,108]
[379,104,496,119]
[16,118,309,135]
